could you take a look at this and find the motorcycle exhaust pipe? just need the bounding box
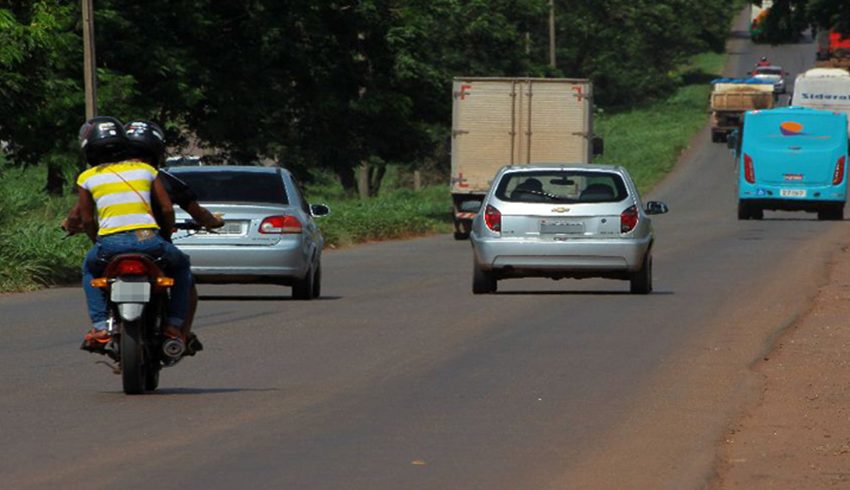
[162,338,186,359]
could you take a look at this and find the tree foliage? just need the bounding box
[0,0,738,193]
[754,0,850,43]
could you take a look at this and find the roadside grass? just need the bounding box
[594,51,726,193]
[0,166,87,291]
[0,51,725,292]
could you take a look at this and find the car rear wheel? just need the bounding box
[472,262,497,294]
[630,253,653,295]
[311,262,322,299]
[292,264,316,300]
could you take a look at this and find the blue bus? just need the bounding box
[736,107,849,220]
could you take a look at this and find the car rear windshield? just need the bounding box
[495,170,629,204]
[169,170,288,204]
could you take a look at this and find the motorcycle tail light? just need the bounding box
[620,205,639,233]
[833,156,846,185]
[260,215,302,234]
[116,259,147,275]
[484,205,501,232]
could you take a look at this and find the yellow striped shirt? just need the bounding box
[76,160,160,236]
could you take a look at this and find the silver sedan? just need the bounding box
[167,165,330,299]
[469,164,668,294]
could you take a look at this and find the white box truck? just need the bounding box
[791,68,850,137]
[450,77,601,239]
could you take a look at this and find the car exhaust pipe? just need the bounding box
[162,338,185,359]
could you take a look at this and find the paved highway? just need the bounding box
[1,13,845,490]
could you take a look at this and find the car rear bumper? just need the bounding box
[471,235,652,273]
[177,242,310,281]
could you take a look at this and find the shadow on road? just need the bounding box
[100,387,281,396]
[494,290,675,296]
[199,295,342,301]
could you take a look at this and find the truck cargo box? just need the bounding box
[449,77,597,239]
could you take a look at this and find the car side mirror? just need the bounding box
[310,203,331,217]
[459,200,482,214]
[592,136,604,156]
[645,201,669,215]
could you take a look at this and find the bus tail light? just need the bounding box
[744,153,755,184]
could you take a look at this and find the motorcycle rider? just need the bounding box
[756,56,771,67]
[123,120,224,341]
[73,116,192,352]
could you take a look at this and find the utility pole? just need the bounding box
[548,0,556,68]
[81,0,97,119]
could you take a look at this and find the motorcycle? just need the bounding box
[83,221,203,394]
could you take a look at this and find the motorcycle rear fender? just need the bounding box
[117,303,145,322]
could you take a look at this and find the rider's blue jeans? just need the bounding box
[81,229,191,331]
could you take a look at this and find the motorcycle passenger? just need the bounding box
[124,120,224,343]
[75,116,192,351]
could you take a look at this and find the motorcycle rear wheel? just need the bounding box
[120,320,146,395]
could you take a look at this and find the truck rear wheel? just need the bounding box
[453,218,471,240]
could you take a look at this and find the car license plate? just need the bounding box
[780,189,806,198]
[197,221,247,236]
[540,219,584,234]
[111,281,150,303]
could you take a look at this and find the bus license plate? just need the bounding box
[780,189,806,198]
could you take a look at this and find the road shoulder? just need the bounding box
[714,227,850,488]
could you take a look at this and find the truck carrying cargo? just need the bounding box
[749,1,772,42]
[450,77,601,239]
[791,68,850,137]
[710,78,775,142]
[816,30,850,69]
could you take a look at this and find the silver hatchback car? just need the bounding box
[470,164,668,294]
[167,165,330,299]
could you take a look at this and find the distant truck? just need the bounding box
[450,77,602,239]
[733,107,848,221]
[710,78,775,143]
[791,68,850,137]
[815,30,850,69]
[749,1,772,42]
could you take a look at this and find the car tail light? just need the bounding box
[116,259,147,275]
[620,205,639,233]
[833,156,846,185]
[743,153,755,184]
[484,205,501,232]
[259,215,302,234]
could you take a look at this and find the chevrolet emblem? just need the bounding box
[551,207,570,213]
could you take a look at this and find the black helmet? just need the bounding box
[78,116,127,164]
[124,120,166,167]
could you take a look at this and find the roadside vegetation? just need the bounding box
[595,52,727,192]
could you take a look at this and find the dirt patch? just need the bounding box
[714,241,850,488]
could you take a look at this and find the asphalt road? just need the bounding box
[2,13,846,490]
